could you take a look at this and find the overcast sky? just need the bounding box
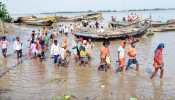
[6,0,175,14]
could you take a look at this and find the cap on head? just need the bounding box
[157,43,165,49]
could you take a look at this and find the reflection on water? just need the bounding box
[0,25,175,100]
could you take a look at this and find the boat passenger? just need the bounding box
[95,21,99,29]
[99,26,104,33]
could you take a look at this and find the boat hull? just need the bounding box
[75,25,150,40]
[23,20,53,26]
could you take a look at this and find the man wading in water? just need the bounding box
[117,40,126,72]
[98,41,110,71]
[150,43,165,79]
[126,43,139,71]
[51,40,61,67]
[14,37,23,64]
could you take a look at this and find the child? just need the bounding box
[30,40,37,58]
[0,36,9,58]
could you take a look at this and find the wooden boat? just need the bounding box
[151,21,167,27]
[22,20,53,26]
[110,20,140,27]
[14,16,37,23]
[74,25,150,40]
[57,12,102,22]
[152,26,175,32]
[108,18,150,29]
[167,19,175,24]
[14,16,57,26]
[56,16,83,22]
[83,12,102,20]
[151,19,175,27]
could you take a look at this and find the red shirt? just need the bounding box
[154,49,163,65]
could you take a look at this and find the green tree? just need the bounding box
[0,1,11,22]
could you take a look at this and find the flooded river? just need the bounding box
[2,9,175,99]
[0,23,175,100]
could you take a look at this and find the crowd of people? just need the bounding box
[111,13,139,22]
[81,20,105,33]
[99,38,165,79]
[0,24,165,80]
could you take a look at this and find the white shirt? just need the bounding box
[100,28,104,33]
[118,46,125,59]
[50,44,60,56]
[60,47,65,59]
[31,43,37,53]
[59,26,62,32]
[64,27,69,33]
[14,41,22,51]
[70,25,74,31]
[61,26,65,32]
[0,40,8,49]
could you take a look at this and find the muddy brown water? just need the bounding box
[0,25,175,100]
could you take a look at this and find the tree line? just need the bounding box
[0,1,11,22]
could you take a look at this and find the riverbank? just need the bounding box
[40,8,175,14]
[0,23,18,35]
